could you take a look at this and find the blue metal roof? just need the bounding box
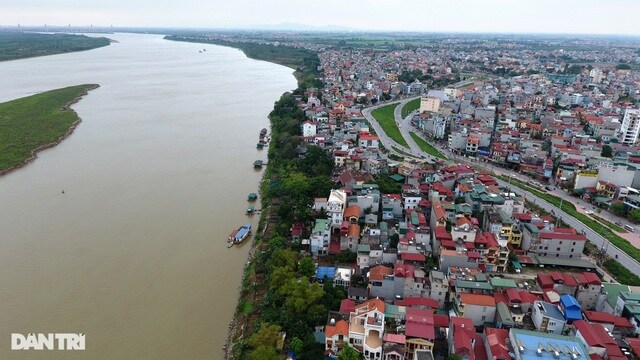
[316,266,335,280]
[559,294,581,321]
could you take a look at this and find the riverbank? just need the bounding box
[0,32,110,62]
[0,84,99,176]
[164,35,333,359]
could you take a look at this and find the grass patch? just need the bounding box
[0,32,110,62]
[409,132,447,159]
[0,84,99,173]
[501,176,640,266]
[370,103,409,147]
[401,98,420,118]
[603,259,640,286]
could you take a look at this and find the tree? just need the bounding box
[338,344,362,360]
[248,323,282,348]
[298,257,316,278]
[269,266,296,291]
[279,278,325,315]
[447,355,463,360]
[335,249,357,263]
[389,233,400,248]
[290,337,303,357]
[629,209,640,223]
[268,249,298,270]
[251,346,281,360]
[601,145,613,158]
[610,202,626,217]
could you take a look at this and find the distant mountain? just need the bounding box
[248,22,356,32]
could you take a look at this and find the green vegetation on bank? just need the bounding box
[184,38,338,359]
[401,98,420,119]
[370,103,409,147]
[500,175,640,284]
[0,84,99,173]
[409,132,447,159]
[0,32,110,61]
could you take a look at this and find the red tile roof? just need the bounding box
[405,308,435,340]
[485,328,512,360]
[460,293,496,307]
[401,252,426,262]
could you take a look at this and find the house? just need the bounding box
[573,320,626,360]
[359,133,380,148]
[484,327,512,360]
[448,317,476,360]
[349,298,386,359]
[559,294,582,322]
[531,300,566,334]
[455,293,497,326]
[404,308,435,360]
[508,328,589,360]
[328,189,347,229]
[428,271,448,309]
[310,218,331,256]
[302,120,318,137]
[325,317,350,356]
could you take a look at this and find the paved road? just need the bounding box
[363,100,640,275]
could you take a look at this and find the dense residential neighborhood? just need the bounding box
[182,32,640,359]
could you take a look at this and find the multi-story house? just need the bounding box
[455,293,497,326]
[349,299,386,359]
[428,271,448,309]
[310,218,331,256]
[328,189,347,230]
[531,300,567,334]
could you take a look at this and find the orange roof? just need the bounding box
[456,217,472,227]
[369,265,393,281]
[433,201,446,220]
[460,293,496,307]
[325,319,349,337]
[344,205,360,218]
[348,223,360,237]
[357,298,386,313]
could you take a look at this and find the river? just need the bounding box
[0,33,296,359]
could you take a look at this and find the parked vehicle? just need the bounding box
[625,224,635,232]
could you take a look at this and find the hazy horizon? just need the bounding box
[3,0,640,36]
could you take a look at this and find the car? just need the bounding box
[615,221,622,226]
[585,210,593,215]
[625,224,635,232]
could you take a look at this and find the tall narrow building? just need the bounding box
[620,108,640,145]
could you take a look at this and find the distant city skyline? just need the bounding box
[3,0,640,36]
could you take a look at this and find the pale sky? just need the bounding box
[3,0,640,35]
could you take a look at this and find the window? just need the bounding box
[481,315,487,321]
[573,242,576,245]
[557,247,561,251]
[556,254,560,257]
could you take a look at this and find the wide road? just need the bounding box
[363,100,640,275]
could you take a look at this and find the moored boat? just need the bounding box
[259,128,268,138]
[246,205,255,215]
[233,223,252,244]
[228,228,239,242]
[248,193,257,202]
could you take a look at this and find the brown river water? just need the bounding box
[0,33,296,359]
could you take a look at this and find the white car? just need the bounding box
[585,210,593,215]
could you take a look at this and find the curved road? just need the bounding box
[363,100,640,275]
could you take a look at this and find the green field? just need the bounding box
[401,98,420,118]
[0,84,99,172]
[0,32,110,62]
[409,132,447,159]
[501,176,640,265]
[370,103,409,147]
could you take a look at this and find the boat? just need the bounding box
[230,223,252,244]
[246,205,255,215]
[259,128,268,137]
[248,193,257,202]
[253,160,263,168]
[227,228,239,243]
[227,242,234,248]
[256,142,264,149]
